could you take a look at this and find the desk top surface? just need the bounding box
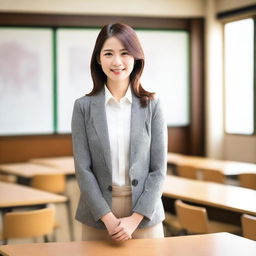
[163,175,256,215]
[0,162,74,177]
[0,233,255,256]
[29,156,75,173]
[167,153,256,175]
[0,181,67,208]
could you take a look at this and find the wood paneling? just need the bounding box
[189,18,205,155]
[0,135,72,163]
[168,127,190,154]
[0,12,190,29]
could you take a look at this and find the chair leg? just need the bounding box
[66,199,74,241]
[51,228,57,242]
[180,229,188,236]
[44,235,49,243]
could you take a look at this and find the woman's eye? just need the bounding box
[104,52,112,56]
[122,52,129,55]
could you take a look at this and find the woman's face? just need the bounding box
[99,36,135,85]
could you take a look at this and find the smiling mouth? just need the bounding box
[111,68,125,72]
[111,68,125,74]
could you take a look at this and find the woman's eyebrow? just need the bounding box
[102,48,127,52]
[102,49,114,52]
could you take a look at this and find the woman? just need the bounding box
[71,23,167,241]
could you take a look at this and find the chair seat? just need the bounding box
[208,220,241,234]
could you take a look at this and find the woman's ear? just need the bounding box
[97,56,101,65]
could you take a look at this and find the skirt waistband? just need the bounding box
[112,185,132,197]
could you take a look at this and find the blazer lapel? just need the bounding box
[129,94,148,169]
[90,90,148,175]
[90,89,112,173]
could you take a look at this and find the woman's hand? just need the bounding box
[111,213,143,241]
[101,212,120,236]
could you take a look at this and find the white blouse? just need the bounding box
[105,85,132,186]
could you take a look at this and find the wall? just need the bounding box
[216,0,256,12]
[205,0,224,159]
[0,0,205,17]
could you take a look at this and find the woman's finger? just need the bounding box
[114,233,130,241]
[110,225,123,236]
[111,229,126,239]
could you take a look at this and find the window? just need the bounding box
[224,18,255,135]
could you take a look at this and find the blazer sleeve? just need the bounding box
[132,98,167,220]
[71,99,111,222]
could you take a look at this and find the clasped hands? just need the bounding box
[102,212,143,241]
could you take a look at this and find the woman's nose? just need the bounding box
[112,55,122,66]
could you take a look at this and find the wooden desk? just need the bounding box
[0,181,66,209]
[0,162,73,178]
[167,153,256,176]
[163,175,256,216]
[30,156,75,174]
[0,233,255,256]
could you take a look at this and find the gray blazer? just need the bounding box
[71,89,167,229]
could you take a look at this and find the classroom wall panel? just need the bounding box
[57,28,100,133]
[137,30,190,127]
[0,28,54,135]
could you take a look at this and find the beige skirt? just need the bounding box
[82,185,164,241]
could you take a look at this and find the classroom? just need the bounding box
[0,0,256,255]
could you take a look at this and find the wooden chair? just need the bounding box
[175,200,240,234]
[0,174,16,183]
[1,207,55,245]
[241,214,256,241]
[163,212,182,236]
[177,165,198,180]
[200,168,225,183]
[30,174,74,240]
[239,173,256,189]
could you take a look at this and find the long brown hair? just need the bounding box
[87,23,154,107]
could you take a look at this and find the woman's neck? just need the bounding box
[106,80,129,101]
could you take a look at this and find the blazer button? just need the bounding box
[108,185,112,191]
[132,179,138,186]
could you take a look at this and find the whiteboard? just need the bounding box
[0,28,53,135]
[56,28,100,133]
[136,30,190,126]
[57,29,190,132]
[0,28,190,136]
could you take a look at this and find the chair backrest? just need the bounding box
[241,214,256,241]
[177,165,198,180]
[175,200,208,233]
[30,174,66,194]
[3,207,55,239]
[200,168,225,183]
[239,173,256,189]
